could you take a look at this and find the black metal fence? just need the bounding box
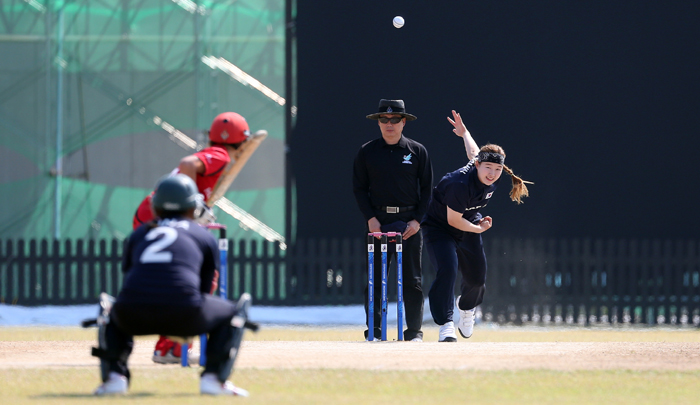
[2,237,700,326]
[484,239,700,326]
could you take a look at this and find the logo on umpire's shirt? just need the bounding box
[486,191,493,199]
[402,153,413,164]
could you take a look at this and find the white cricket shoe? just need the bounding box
[410,337,423,342]
[93,372,128,396]
[152,349,180,364]
[200,373,249,397]
[438,321,457,342]
[186,352,200,365]
[456,296,475,338]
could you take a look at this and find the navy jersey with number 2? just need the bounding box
[118,218,219,307]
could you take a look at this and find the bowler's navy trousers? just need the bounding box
[423,224,487,325]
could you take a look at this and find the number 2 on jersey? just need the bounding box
[140,227,178,263]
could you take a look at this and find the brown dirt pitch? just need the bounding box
[2,326,700,371]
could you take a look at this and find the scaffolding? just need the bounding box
[0,0,287,242]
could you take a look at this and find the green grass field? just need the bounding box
[2,368,699,405]
[1,326,699,404]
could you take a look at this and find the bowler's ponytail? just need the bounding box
[503,165,531,204]
[479,144,533,204]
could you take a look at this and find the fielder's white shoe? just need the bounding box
[200,373,249,397]
[438,321,457,342]
[93,372,128,396]
[456,296,475,338]
[410,337,423,342]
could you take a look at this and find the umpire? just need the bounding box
[353,99,433,341]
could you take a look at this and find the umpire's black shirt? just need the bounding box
[353,135,433,223]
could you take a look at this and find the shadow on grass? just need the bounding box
[32,392,203,399]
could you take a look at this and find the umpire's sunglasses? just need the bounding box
[378,116,404,124]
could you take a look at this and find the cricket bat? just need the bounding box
[206,129,268,207]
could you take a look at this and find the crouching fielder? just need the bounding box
[421,111,532,342]
[90,174,252,396]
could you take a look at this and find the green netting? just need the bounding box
[0,0,287,241]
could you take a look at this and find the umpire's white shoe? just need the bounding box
[438,321,457,342]
[456,296,476,338]
[93,372,128,396]
[200,373,249,397]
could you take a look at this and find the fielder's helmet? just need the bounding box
[151,174,202,213]
[209,112,250,144]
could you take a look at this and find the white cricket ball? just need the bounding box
[393,16,404,29]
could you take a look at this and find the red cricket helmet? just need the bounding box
[208,112,250,144]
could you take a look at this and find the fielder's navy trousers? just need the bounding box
[105,294,238,379]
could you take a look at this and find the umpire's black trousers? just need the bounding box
[363,212,424,341]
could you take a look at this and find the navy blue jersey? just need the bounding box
[422,159,500,238]
[118,218,219,307]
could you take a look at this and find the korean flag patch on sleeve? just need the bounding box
[485,191,494,199]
